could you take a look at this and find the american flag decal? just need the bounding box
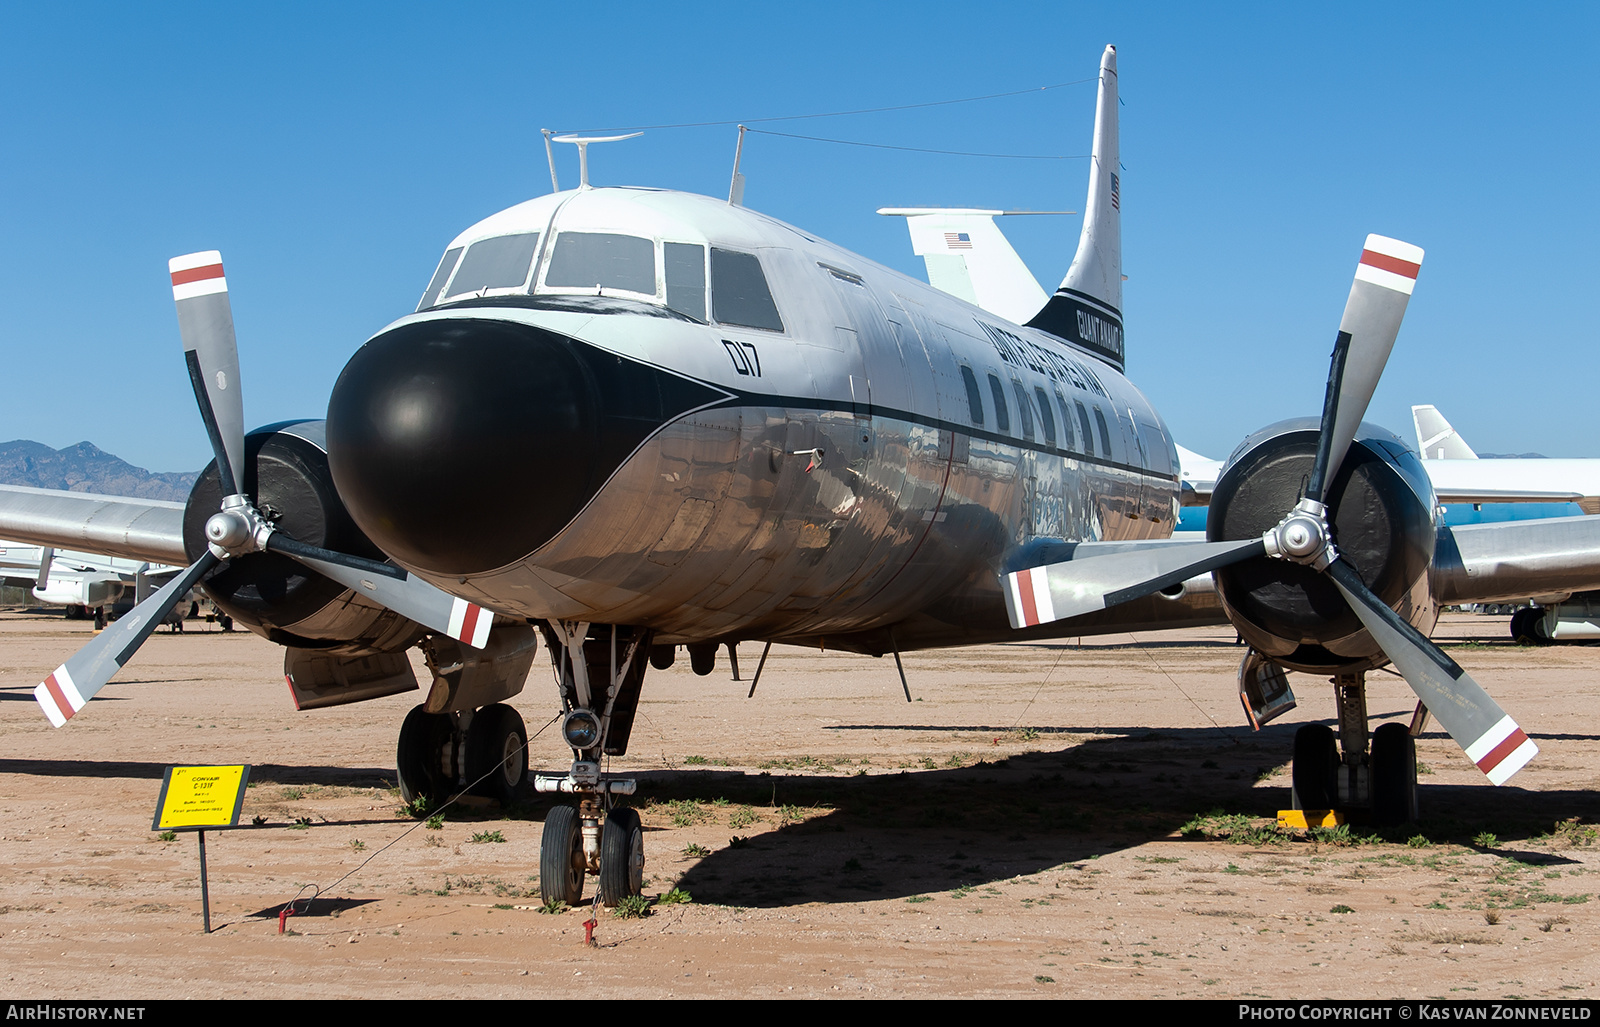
[944,232,972,250]
[1110,173,1120,211]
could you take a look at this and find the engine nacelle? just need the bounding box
[183,421,424,656]
[1208,418,1437,675]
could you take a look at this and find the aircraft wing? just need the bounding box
[1426,460,1600,514]
[0,485,188,567]
[1433,515,1600,604]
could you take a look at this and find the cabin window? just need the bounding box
[1034,386,1056,447]
[959,366,984,426]
[987,373,1010,434]
[1075,399,1094,457]
[417,246,463,310]
[1011,381,1034,441]
[711,248,783,331]
[664,242,707,321]
[1053,389,1075,452]
[546,232,656,295]
[444,233,541,298]
[1094,406,1113,459]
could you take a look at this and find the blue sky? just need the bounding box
[1,2,1595,473]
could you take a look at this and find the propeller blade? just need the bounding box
[170,251,247,497]
[1323,558,1536,784]
[1002,538,1266,628]
[1305,235,1424,502]
[34,552,220,727]
[265,534,494,648]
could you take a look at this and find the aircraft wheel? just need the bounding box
[1510,608,1547,645]
[219,614,234,632]
[598,806,644,907]
[93,606,106,631]
[687,643,716,677]
[1290,724,1339,810]
[649,644,676,670]
[397,705,451,810]
[540,805,586,906]
[465,703,527,806]
[1370,722,1418,826]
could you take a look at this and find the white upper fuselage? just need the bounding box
[348,186,1180,648]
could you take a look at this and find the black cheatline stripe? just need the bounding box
[1100,539,1265,609]
[266,534,409,581]
[1054,287,1123,325]
[1306,330,1351,503]
[1324,557,1463,678]
[186,350,237,497]
[704,388,1179,483]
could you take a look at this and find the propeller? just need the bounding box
[1002,234,1537,784]
[33,251,494,727]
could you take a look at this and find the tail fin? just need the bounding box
[1025,44,1124,371]
[1412,404,1478,460]
[878,207,1049,324]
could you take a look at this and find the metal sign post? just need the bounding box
[152,765,251,933]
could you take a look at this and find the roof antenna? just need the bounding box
[728,125,747,206]
[551,132,642,190]
[541,129,559,192]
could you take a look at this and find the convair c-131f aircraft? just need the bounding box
[6,45,1600,907]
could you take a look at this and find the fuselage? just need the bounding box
[325,187,1181,650]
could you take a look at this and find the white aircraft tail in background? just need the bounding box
[877,207,1053,325]
[1412,404,1478,460]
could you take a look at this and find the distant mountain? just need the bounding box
[0,440,198,502]
[1479,453,1549,460]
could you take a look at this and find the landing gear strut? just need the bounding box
[535,621,653,907]
[1287,669,1420,826]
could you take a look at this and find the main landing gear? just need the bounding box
[1287,670,1419,826]
[534,621,653,907]
[396,701,529,808]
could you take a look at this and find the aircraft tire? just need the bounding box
[687,643,716,677]
[1510,607,1547,645]
[1370,722,1418,826]
[598,806,644,907]
[540,805,585,907]
[465,703,527,806]
[397,704,451,810]
[649,645,676,670]
[1290,724,1339,811]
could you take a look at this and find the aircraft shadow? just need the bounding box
[531,723,1600,909]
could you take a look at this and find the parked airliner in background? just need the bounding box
[5,46,1600,908]
[0,534,191,629]
[1410,405,1600,642]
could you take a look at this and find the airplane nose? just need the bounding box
[325,318,606,576]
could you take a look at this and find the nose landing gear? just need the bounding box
[535,621,654,907]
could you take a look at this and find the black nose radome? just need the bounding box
[326,317,725,576]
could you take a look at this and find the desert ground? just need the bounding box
[0,609,1595,1000]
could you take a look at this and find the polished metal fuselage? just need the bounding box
[384,191,1184,651]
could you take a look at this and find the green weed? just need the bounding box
[469,830,506,844]
[611,895,652,919]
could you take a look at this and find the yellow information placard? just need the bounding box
[152,765,251,831]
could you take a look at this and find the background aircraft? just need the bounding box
[1410,406,1600,642]
[0,536,197,630]
[4,43,1600,910]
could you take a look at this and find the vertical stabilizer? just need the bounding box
[1413,405,1479,460]
[1026,45,1124,371]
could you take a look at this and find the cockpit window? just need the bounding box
[711,248,783,332]
[417,246,463,311]
[664,242,707,321]
[444,233,540,299]
[545,232,656,295]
